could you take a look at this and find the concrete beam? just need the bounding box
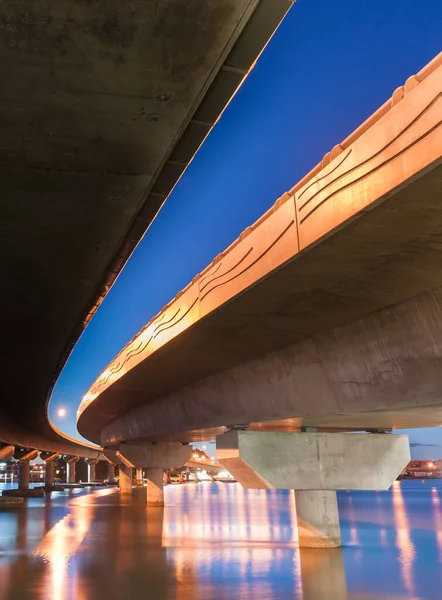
[115,444,192,470]
[217,431,410,490]
[0,446,14,461]
[18,449,39,462]
[103,449,135,469]
[40,452,60,462]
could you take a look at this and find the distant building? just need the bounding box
[400,460,441,479]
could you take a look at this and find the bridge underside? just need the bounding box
[77,53,442,445]
[0,0,290,454]
[81,158,442,445]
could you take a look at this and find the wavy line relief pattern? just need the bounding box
[199,247,253,292]
[300,117,442,225]
[298,148,352,200]
[200,221,295,302]
[153,308,180,333]
[91,295,199,395]
[199,261,222,285]
[298,93,441,214]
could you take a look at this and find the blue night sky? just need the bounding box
[50,0,442,458]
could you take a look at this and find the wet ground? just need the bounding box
[0,480,441,599]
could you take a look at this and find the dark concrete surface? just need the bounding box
[0,0,291,454]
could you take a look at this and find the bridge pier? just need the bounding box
[118,464,133,494]
[295,490,341,548]
[45,460,54,488]
[108,464,116,484]
[86,459,99,484]
[217,430,410,548]
[145,468,164,507]
[19,460,30,491]
[105,444,191,503]
[67,457,79,484]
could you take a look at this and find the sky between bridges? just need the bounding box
[49,0,442,459]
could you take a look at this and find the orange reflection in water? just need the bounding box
[162,483,302,598]
[31,488,114,599]
[392,481,415,595]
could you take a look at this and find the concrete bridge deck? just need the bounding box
[0,0,291,456]
[77,52,442,446]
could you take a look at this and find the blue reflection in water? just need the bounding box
[163,484,302,600]
[1,480,442,599]
[339,480,442,599]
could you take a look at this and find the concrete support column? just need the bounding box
[19,460,30,491]
[145,468,164,507]
[67,462,76,483]
[136,468,143,485]
[119,464,133,494]
[108,464,116,484]
[217,430,410,548]
[45,461,54,488]
[295,490,341,548]
[88,462,96,483]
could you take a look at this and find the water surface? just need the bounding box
[0,480,441,599]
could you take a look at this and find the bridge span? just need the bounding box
[78,51,442,445]
[75,52,442,546]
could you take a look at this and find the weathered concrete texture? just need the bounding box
[295,491,341,548]
[115,443,192,470]
[98,284,442,444]
[145,468,164,507]
[1,0,291,455]
[217,431,410,490]
[119,464,133,494]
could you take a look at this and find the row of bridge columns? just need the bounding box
[0,445,107,494]
[107,432,410,547]
[108,445,193,507]
[2,431,411,548]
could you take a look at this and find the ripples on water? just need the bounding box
[0,480,441,599]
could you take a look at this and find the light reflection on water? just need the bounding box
[0,481,441,599]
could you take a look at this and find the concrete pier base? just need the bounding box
[3,488,44,498]
[295,490,341,548]
[145,468,164,507]
[119,464,133,494]
[217,430,410,548]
